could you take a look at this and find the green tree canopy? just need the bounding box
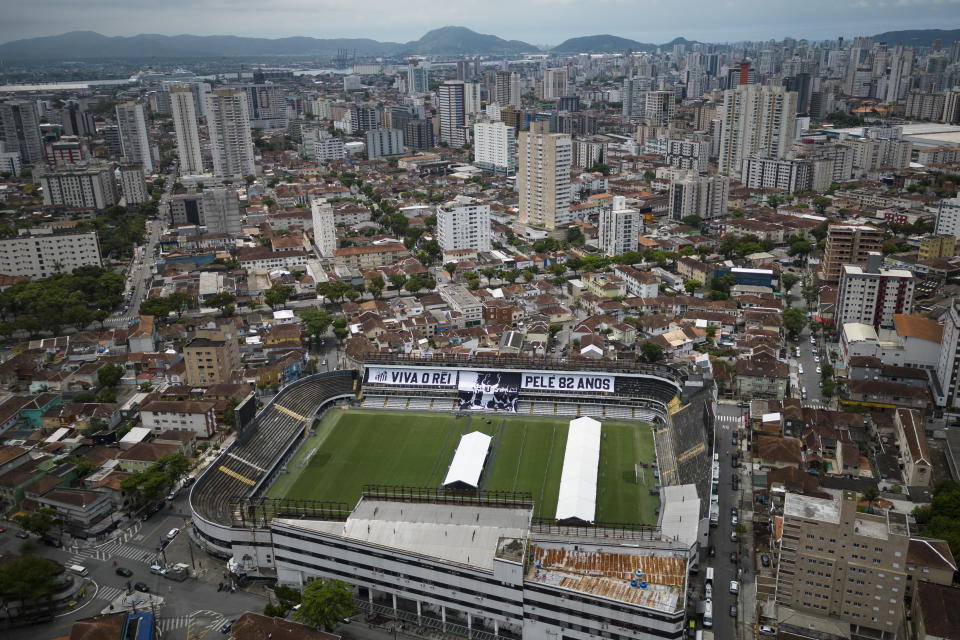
[640,341,664,363]
[264,284,293,310]
[294,578,355,631]
[782,307,806,339]
[97,363,124,388]
[781,273,800,293]
[0,554,60,610]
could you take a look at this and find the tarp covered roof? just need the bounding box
[555,416,601,523]
[442,431,491,488]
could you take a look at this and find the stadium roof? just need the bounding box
[555,416,601,523]
[442,431,492,489]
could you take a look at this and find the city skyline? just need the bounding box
[1,0,960,48]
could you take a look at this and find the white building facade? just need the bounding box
[311,202,337,258]
[598,196,641,257]
[37,163,118,209]
[115,102,153,176]
[437,196,491,253]
[473,121,516,175]
[836,256,914,331]
[170,87,204,175]
[0,229,102,280]
[206,89,256,180]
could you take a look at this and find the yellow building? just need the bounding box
[917,234,956,261]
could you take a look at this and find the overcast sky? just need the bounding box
[2,0,960,45]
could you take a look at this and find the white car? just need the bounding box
[816,366,821,374]
[814,356,820,363]
[760,625,777,636]
[798,364,803,375]
[730,580,740,594]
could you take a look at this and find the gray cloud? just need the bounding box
[1,0,959,45]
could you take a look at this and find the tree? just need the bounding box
[566,226,585,246]
[0,554,59,612]
[300,309,331,341]
[388,274,406,290]
[14,509,57,538]
[264,284,293,310]
[882,241,899,255]
[294,578,355,631]
[911,481,960,558]
[820,362,834,380]
[820,377,837,398]
[444,262,458,278]
[367,276,385,300]
[862,485,880,512]
[681,215,703,228]
[684,280,702,295]
[206,292,237,315]
[781,273,800,293]
[811,196,831,215]
[782,307,806,340]
[766,194,783,208]
[640,341,664,363]
[97,363,124,388]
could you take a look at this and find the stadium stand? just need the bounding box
[190,371,356,533]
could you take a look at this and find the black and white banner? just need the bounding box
[366,367,457,387]
[457,371,520,413]
[520,372,614,393]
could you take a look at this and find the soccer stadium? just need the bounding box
[189,355,715,640]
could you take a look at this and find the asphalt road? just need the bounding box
[106,217,164,328]
[708,403,752,638]
[1,498,263,640]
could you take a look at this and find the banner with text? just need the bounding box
[520,372,614,393]
[457,371,520,413]
[366,367,457,387]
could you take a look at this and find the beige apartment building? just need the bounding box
[823,224,884,282]
[517,121,571,231]
[332,243,408,269]
[776,490,954,637]
[184,326,241,386]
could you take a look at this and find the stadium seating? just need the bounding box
[191,371,356,526]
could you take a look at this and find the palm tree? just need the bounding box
[862,486,880,513]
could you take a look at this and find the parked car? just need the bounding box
[759,625,777,635]
[731,455,738,468]
[220,620,235,634]
[730,580,739,594]
[0,526,6,533]
[730,551,738,563]
[134,582,149,593]
[732,475,739,490]
[729,604,738,618]
[761,554,771,567]
[150,564,166,575]
[15,531,28,539]
[166,528,179,540]
[116,567,133,577]
[41,537,62,548]
[731,514,738,526]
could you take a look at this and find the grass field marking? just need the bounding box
[424,417,462,488]
[538,425,560,518]
[511,423,528,492]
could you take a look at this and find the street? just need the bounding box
[708,403,754,639]
[1,491,265,640]
[106,217,164,328]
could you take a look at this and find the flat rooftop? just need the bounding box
[527,543,685,613]
[854,515,889,540]
[276,499,532,571]
[784,493,840,524]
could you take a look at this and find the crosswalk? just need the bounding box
[157,611,230,633]
[158,615,191,631]
[96,586,124,602]
[69,542,156,566]
[717,415,742,423]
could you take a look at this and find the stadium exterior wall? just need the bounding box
[188,371,356,562]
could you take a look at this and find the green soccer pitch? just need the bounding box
[266,408,660,525]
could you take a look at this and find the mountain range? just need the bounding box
[0,27,953,60]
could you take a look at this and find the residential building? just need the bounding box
[598,196,641,257]
[850,137,912,171]
[403,119,434,150]
[237,248,309,271]
[494,71,521,108]
[438,82,468,148]
[644,91,676,126]
[183,326,241,386]
[0,142,23,177]
[365,128,405,159]
[936,299,960,407]
[36,162,118,209]
[407,62,428,95]
[541,67,568,100]
[894,409,932,486]
[836,254,914,331]
[200,187,243,236]
[118,163,149,205]
[27,488,113,536]
[439,283,482,326]
[718,85,798,175]
[207,89,256,180]
[0,228,101,280]
[311,202,336,258]
[473,121,516,174]
[139,400,218,438]
[0,100,43,164]
[170,86,204,175]
[436,195,491,253]
[333,243,408,269]
[934,196,960,239]
[517,121,572,231]
[314,134,346,162]
[240,83,288,129]
[613,265,659,298]
[776,490,916,635]
[115,102,153,176]
[917,234,956,260]
[668,170,729,220]
[741,156,811,192]
[822,224,884,282]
